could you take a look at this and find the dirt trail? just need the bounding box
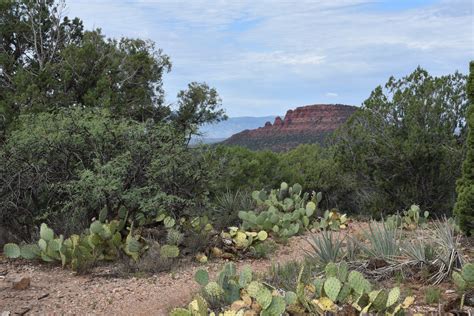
[0,229,330,316]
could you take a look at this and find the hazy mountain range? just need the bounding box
[193,116,277,144]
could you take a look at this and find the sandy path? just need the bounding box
[0,231,322,315]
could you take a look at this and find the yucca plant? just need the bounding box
[359,221,401,261]
[429,218,464,284]
[403,238,436,265]
[305,230,346,268]
[345,237,361,261]
[213,190,255,228]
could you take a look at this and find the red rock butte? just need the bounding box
[224,104,357,151]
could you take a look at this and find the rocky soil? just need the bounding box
[1,222,471,315]
[0,233,314,315]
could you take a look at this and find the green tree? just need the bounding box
[0,0,172,133]
[335,67,468,216]
[454,61,474,235]
[173,82,227,144]
[280,144,357,212]
[0,108,220,238]
[0,0,227,239]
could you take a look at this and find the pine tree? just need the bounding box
[454,61,474,235]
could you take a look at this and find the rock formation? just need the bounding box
[223,104,357,151]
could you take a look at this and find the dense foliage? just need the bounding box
[0,108,220,238]
[454,61,474,235]
[335,67,468,216]
[0,0,225,240]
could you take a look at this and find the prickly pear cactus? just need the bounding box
[324,262,338,277]
[453,271,467,291]
[261,296,286,316]
[205,282,224,298]
[348,270,372,295]
[3,243,20,258]
[324,277,342,302]
[386,287,400,308]
[240,183,320,238]
[238,265,252,288]
[461,263,474,284]
[195,269,209,286]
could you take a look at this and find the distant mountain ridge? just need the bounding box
[223,104,357,151]
[198,116,277,139]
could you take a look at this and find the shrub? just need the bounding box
[335,67,468,216]
[0,108,220,238]
[453,61,474,236]
[249,239,278,259]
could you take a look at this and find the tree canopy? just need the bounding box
[335,67,468,216]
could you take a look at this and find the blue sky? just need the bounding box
[67,0,473,117]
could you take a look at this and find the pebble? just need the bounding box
[12,277,30,290]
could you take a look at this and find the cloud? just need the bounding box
[326,92,338,97]
[245,51,326,65]
[66,0,473,116]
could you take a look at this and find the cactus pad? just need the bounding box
[348,270,371,294]
[3,243,20,258]
[313,278,325,297]
[247,281,262,298]
[20,244,40,259]
[205,282,224,297]
[324,262,338,277]
[370,289,388,310]
[386,287,400,307]
[160,244,179,258]
[337,283,351,303]
[255,286,272,309]
[195,269,209,286]
[337,261,349,282]
[257,230,268,241]
[262,296,286,316]
[285,291,297,305]
[453,271,467,291]
[306,202,316,216]
[324,277,342,302]
[40,223,54,241]
[461,263,474,284]
[90,221,104,235]
[239,265,252,287]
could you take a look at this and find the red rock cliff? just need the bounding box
[223,104,357,151]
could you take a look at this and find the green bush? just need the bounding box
[453,61,474,236]
[0,108,220,238]
[335,67,468,217]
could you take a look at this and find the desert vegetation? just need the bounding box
[0,1,473,315]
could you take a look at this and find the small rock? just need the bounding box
[13,277,30,290]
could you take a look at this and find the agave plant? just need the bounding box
[429,218,464,284]
[305,230,346,268]
[359,221,401,262]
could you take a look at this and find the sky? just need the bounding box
[67,0,473,117]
